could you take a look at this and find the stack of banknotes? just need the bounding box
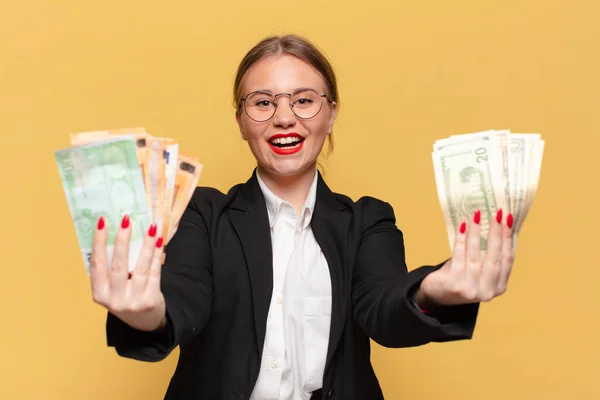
[54,128,202,273]
[432,129,545,255]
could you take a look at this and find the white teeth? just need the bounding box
[271,137,302,145]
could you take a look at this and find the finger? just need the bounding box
[109,214,132,295]
[480,208,504,299]
[91,216,110,304]
[147,236,165,294]
[167,224,179,243]
[131,223,158,292]
[450,219,468,271]
[464,210,482,288]
[497,212,515,294]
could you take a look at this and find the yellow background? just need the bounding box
[1,0,598,399]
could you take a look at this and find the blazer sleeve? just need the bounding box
[106,189,214,361]
[351,197,479,348]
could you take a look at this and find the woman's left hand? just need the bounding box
[414,208,515,307]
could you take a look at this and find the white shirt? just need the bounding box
[249,170,333,400]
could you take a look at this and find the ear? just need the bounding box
[236,111,247,141]
[326,101,337,135]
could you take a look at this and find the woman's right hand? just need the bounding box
[90,215,167,332]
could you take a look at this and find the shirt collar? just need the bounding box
[256,169,318,230]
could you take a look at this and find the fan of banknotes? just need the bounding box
[54,127,202,274]
[432,129,545,255]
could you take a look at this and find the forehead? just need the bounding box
[240,54,326,94]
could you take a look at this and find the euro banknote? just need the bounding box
[56,127,202,273]
[55,136,152,274]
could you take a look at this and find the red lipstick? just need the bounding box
[268,133,304,155]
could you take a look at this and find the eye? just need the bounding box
[293,97,314,108]
[254,99,275,108]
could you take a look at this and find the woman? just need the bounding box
[91,34,515,400]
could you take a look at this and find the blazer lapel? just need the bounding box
[311,172,351,372]
[229,171,274,358]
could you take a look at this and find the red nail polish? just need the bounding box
[496,209,503,224]
[121,215,130,229]
[460,222,466,234]
[97,216,105,230]
[156,237,163,248]
[507,214,514,228]
[148,224,157,237]
[474,210,481,224]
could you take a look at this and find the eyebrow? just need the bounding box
[244,87,323,95]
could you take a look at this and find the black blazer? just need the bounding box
[106,170,479,400]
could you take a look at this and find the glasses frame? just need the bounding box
[239,87,332,122]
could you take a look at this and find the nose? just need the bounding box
[272,96,296,129]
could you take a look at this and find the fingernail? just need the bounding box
[156,237,163,248]
[496,209,503,224]
[507,214,514,228]
[460,222,466,234]
[97,216,105,230]
[148,224,157,237]
[121,214,130,229]
[474,210,481,225]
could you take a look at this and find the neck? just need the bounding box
[257,164,317,214]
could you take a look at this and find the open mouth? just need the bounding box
[268,136,304,149]
[267,134,305,155]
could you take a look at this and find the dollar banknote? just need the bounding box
[55,136,151,274]
[433,129,544,255]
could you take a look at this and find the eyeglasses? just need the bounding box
[239,88,332,122]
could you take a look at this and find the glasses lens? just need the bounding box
[244,91,276,122]
[291,89,323,119]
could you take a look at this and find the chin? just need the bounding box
[266,160,315,178]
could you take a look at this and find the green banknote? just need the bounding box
[432,132,506,253]
[433,129,545,257]
[507,134,529,230]
[55,136,151,274]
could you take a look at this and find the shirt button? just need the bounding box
[271,360,278,369]
[274,292,283,304]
